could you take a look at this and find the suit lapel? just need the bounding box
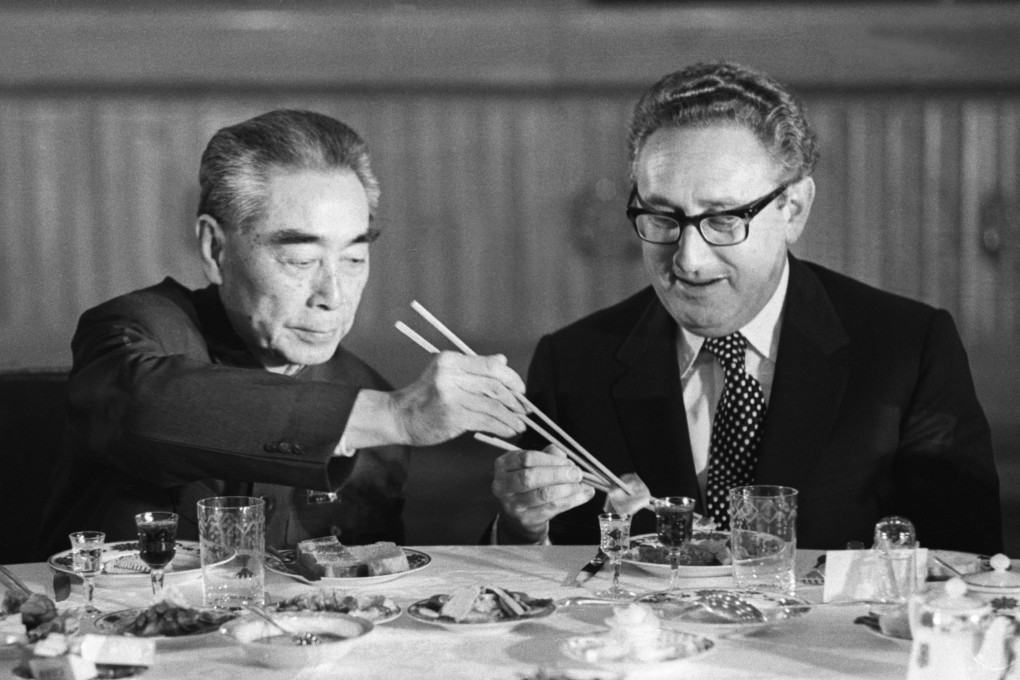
[611,297,703,508]
[755,256,850,490]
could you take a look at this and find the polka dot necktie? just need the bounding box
[703,332,767,529]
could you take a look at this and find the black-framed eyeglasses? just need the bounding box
[626,183,789,246]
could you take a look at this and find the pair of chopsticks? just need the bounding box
[395,301,630,497]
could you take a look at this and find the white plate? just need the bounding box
[265,548,431,586]
[270,592,402,625]
[623,532,732,578]
[561,628,715,670]
[406,595,555,631]
[48,541,203,582]
[637,588,811,637]
[93,607,238,648]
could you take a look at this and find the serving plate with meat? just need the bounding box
[623,531,733,577]
[94,601,237,647]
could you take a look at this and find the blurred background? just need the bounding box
[0,0,1017,552]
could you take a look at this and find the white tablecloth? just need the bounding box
[1,546,911,679]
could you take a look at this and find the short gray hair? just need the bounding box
[198,109,380,232]
[628,61,818,183]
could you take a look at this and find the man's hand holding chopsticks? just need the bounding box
[491,445,596,544]
[344,351,529,449]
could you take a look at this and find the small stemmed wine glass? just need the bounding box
[135,511,179,600]
[654,496,697,591]
[596,512,635,600]
[68,531,105,616]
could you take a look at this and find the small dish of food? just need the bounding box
[270,589,402,624]
[266,539,431,585]
[624,531,732,578]
[220,611,373,669]
[562,603,715,670]
[94,601,237,647]
[407,584,554,631]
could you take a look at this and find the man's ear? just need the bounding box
[196,214,225,285]
[782,176,815,246]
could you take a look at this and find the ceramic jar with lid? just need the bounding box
[907,577,994,680]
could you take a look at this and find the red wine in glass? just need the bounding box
[653,496,696,591]
[135,512,179,598]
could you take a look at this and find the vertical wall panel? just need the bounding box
[2,89,1019,370]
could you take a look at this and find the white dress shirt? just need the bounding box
[677,259,790,504]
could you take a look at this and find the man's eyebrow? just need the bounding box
[355,227,381,244]
[265,230,322,246]
[265,227,380,246]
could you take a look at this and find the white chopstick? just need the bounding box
[401,301,629,494]
[473,434,612,494]
[473,432,517,451]
[395,318,611,484]
[394,321,441,354]
[0,564,32,594]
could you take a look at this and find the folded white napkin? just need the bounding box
[823,548,929,603]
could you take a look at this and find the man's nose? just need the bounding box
[310,263,343,309]
[672,224,714,272]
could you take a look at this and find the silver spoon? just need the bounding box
[245,606,321,646]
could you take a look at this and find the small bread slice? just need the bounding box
[345,542,410,576]
[440,585,483,621]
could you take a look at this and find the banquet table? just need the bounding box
[1,545,914,680]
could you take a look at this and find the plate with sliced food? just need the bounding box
[93,601,238,647]
[624,532,732,577]
[266,538,431,585]
[407,585,555,630]
[269,589,402,624]
[47,541,204,583]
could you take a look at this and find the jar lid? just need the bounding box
[927,577,991,615]
[963,554,1020,593]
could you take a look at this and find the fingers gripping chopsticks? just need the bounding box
[395,301,630,497]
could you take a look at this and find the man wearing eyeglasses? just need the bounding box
[491,62,1002,553]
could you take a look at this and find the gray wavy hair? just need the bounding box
[628,61,819,183]
[198,109,380,232]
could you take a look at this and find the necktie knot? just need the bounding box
[703,333,747,374]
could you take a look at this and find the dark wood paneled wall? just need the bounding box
[2,3,1019,419]
[2,2,1019,547]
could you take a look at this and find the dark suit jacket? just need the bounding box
[37,278,409,557]
[522,257,1002,553]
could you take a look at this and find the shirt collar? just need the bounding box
[677,257,790,373]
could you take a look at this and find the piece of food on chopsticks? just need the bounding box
[271,589,399,622]
[118,600,235,637]
[296,537,409,578]
[414,585,553,623]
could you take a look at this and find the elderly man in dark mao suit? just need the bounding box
[39,109,529,555]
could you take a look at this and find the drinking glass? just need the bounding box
[872,515,920,626]
[68,531,105,614]
[653,496,697,591]
[135,511,178,600]
[596,512,634,600]
[197,496,265,609]
[729,485,798,593]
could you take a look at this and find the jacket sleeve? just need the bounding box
[893,309,1002,554]
[67,296,360,493]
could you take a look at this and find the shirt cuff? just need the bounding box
[333,434,357,457]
